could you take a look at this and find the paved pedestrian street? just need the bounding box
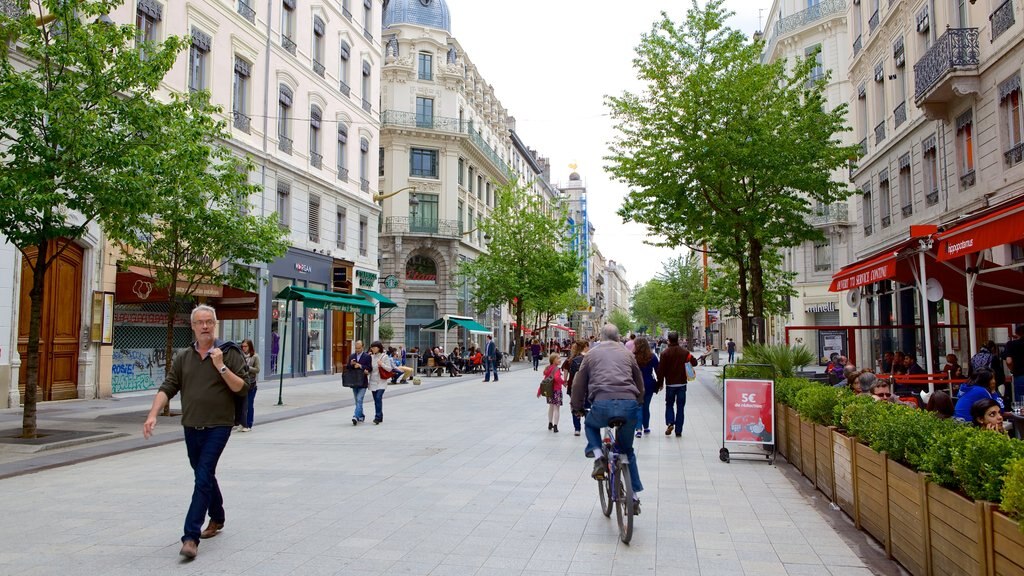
[0,364,904,576]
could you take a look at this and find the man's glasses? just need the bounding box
[192,320,217,327]
[875,392,892,398]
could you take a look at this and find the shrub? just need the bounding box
[1000,459,1024,520]
[920,422,976,489]
[739,343,815,378]
[839,394,888,443]
[378,323,395,341]
[776,377,815,406]
[831,390,865,429]
[870,406,948,469]
[953,429,1024,502]
[795,385,849,426]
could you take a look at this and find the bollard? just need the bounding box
[711,347,720,366]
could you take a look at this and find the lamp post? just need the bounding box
[372,185,418,202]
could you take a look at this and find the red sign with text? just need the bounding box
[723,379,774,445]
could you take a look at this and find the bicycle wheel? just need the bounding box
[598,469,612,517]
[614,459,634,544]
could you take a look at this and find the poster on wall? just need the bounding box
[723,379,774,445]
[818,329,847,365]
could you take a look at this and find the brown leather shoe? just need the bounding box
[179,539,198,559]
[200,521,223,539]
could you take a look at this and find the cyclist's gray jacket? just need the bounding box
[570,341,644,412]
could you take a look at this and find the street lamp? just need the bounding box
[373,185,418,202]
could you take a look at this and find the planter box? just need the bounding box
[991,509,1024,576]
[800,417,816,483]
[787,406,802,471]
[776,401,787,459]
[833,430,857,520]
[814,424,835,501]
[926,482,987,576]
[886,460,930,576]
[855,442,890,547]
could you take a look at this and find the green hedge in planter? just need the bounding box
[776,377,816,407]
[839,394,892,442]
[795,384,848,427]
[870,404,953,470]
[953,429,1024,502]
[1001,458,1024,521]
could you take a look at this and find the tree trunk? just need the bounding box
[21,241,49,438]
[514,298,525,362]
[748,236,767,344]
[161,297,178,417]
[735,253,752,345]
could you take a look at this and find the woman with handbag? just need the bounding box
[344,340,371,425]
[368,341,395,424]
[238,339,261,432]
[536,353,566,432]
[633,338,659,438]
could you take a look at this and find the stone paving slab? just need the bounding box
[0,360,905,575]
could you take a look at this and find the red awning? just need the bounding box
[115,269,258,320]
[828,237,922,292]
[510,322,534,335]
[935,198,1024,261]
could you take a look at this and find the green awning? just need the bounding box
[358,289,397,309]
[275,285,376,315]
[421,315,491,334]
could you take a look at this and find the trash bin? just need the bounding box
[711,347,720,366]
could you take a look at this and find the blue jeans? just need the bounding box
[533,355,541,370]
[182,426,232,543]
[243,384,257,428]
[665,385,687,434]
[728,350,735,363]
[636,386,656,432]
[371,389,384,421]
[352,386,367,421]
[483,357,498,381]
[584,399,643,494]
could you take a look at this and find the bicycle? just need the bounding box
[593,416,636,544]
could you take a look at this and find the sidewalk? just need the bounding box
[0,359,905,575]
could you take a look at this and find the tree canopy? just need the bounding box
[606,0,857,343]
[630,253,704,337]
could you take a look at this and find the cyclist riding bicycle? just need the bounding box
[570,324,645,511]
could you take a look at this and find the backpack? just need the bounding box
[539,367,555,399]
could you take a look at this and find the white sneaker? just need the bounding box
[240,427,251,432]
[232,425,242,431]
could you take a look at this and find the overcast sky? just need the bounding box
[440,0,774,287]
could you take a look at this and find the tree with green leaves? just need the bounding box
[607,308,633,337]
[706,248,796,319]
[458,181,580,360]
[117,91,288,394]
[525,287,587,345]
[0,0,189,437]
[630,254,705,337]
[606,0,858,344]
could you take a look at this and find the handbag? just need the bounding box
[685,362,696,381]
[378,365,394,379]
[342,368,366,388]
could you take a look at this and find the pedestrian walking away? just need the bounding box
[531,338,543,371]
[142,305,249,560]
[570,324,644,509]
[633,337,659,438]
[238,339,260,431]
[726,338,736,363]
[537,352,566,432]
[564,339,590,436]
[345,340,371,425]
[656,331,697,437]
[483,334,500,382]
[368,341,394,424]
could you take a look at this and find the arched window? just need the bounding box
[406,255,438,284]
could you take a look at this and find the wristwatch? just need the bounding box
[219,365,228,374]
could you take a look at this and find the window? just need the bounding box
[873,62,886,144]
[136,0,161,57]
[188,28,211,92]
[359,216,368,256]
[468,208,474,240]
[280,0,296,54]
[468,167,475,192]
[862,186,874,236]
[336,208,347,249]
[898,155,913,217]
[878,171,891,228]
[416,97,434,128]
[805,44,823,83]
[406,255,438,283]
[278,85,293,153]
[814,240,831,272]
[363,0,372,38]
[954,0,968,27]
[379,146,385,177]
[923,138,939,204]
[418,52,433,80]
[337,123,348,180]
[485,182,491,207]
[956,109,975,187]
[312,16,325,76]
[410,148,439,178]
[1001,76,1024,165]
[458,157,465,186]
[232,57,251,133]
[477,175,483,199]
[309,106,322,168]
[458,200,464,231]
[277,181,290,229]
[342,0,352,19]
[1013,243,1024,262]
[308,194,321,243]
[413,194,439,233]
[361,61,372,111]
[359,137,369,192]
[339,41,351,96]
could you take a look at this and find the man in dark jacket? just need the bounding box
[656,331,698,437]
[571,324,644,512]
[143,305,248,560]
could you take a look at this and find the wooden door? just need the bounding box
[18,240,84,401]
[332,311,353,373]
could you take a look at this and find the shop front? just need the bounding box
[266,248,334,379]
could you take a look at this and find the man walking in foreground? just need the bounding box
[571,324,644,511]
[483,334,499,382]
[656,331,698,437]
[143,305,248,560]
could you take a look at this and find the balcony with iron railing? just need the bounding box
[913,27,980,112]
[991,0,1015,41]
[337,167,349,182]
[360,178,369,192]
[278,135,292,154]
[868,10,880,34]
[1005,142,1024,165]
[381,110,511,177]
[237,0,256,23]
[362,98,372,113]
[339,81,350,97]
[808,203,850,227]
[233,110,251,133]
[313,60,325,77]
[281,34,297,55]
[382,217,461,239]
[874,121,887,145]
[761,0,847,60]
[853,34,863,57]
[310,152,322,169]
[894,102,907,128]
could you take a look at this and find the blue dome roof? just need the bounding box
[383,0,451,33]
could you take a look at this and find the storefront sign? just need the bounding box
[356,270,377,287]
[805,301,838,314]
[723,379,774,445]
[295,263,312,274]
[818,329,848,365]
[383,274,399,289]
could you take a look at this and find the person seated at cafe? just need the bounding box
[432,347,460,377]
[891,351,907,375]
[449,346,465,371]
[471,349,484,370]
[942,353,964,379]
[867,378,895,402]
[971,398,1007,435]
[852,371,876,395]
[903,355,926,375]
[954,369,996,422]
[880,351,895,373]
[925,390,955,419]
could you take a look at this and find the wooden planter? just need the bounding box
[926,482,988,576]
[833,430,857,520]
[855,442,890,547]
[886,460,930,576]
[990,509,1024,575]
[814,424,835,501]
[776,401,787,459]
[800,417,816,483]
[787,406,802,471]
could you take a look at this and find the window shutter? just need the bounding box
[137,0,163,20]
[191,27,211,52]
[234,57,251,77]
[1000,75,1021,102]
[363,0,371,8]
[923,134,937,153]
[338,123,348,143]
[283,0,296,10]
[956,109,973,132]
[362,61,371,76]
[360,138,369,152]
[310,107,322,129]
[309,194,321,242]
[340,41,350,60]
[279,85,293,106]
[313,16,325,36]
[899,153,911,171]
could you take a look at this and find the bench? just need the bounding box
[416,358,443,377]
